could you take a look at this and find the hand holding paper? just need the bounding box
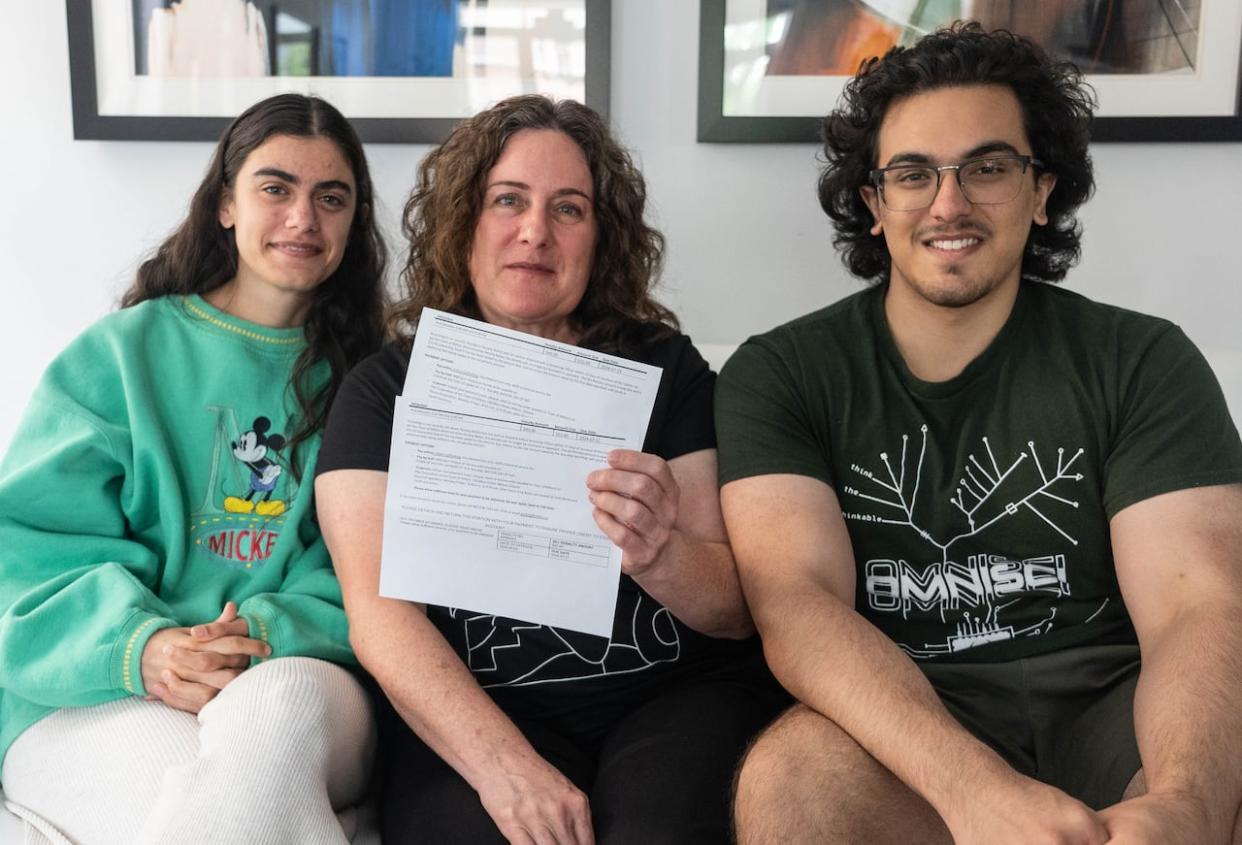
[380,310,663,636]
[586,449,680,577]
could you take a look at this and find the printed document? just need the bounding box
[380,309,662,636]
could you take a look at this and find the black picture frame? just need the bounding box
[67,0,611,143]
[697,0,1242,144]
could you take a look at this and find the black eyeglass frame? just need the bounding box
[869,154,1045,209]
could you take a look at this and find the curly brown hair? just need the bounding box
[391,95,676,353]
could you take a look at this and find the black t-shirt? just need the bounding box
[319,328,769,735]
[717,282,1242,662]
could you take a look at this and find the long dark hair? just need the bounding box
[391,95,676,354]
[121,93,386,477]
[819,21,1096,285]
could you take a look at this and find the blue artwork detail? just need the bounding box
[331,0,459,77]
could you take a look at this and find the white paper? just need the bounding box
[380,309,663,636]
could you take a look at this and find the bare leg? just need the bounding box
[733,704,952,845]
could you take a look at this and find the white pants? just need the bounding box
[1,657,375,845]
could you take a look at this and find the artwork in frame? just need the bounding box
[698,0,1242,143]
[67,0,610,143]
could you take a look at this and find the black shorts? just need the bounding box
[920,643,1142,809]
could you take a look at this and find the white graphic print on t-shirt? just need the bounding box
[841,426,1109,658]
[449,591,682,687]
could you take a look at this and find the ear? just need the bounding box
[860,185,883,236]
[1032,172,1057,226]
[218,191,236,230]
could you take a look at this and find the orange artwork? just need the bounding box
[766,2,900,76]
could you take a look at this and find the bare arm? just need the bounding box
[723,473,1108,845]
[316,469,593,845]
[1102,483,1242,844]
[586,448,752,638]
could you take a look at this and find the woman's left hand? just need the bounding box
[586,449,679,577]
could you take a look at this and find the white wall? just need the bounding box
[2,2,1240,451]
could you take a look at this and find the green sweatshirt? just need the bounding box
[0,295,354,768]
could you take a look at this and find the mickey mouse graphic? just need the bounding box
[223,416,287,516]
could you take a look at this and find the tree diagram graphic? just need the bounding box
[845,426,1107,657]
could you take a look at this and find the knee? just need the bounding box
[732,705,867,843]
[237,657,333,711]
[206,658,371,746]
[735,706,821,810]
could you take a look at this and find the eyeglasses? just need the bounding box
[869,155,1043,211]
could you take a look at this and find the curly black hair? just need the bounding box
[819,21,1096,284]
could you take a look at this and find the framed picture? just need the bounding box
[698,0,1242,143]
[67,0,611,143]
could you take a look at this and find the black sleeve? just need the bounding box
[638,333,717,461]
[1103,325,1242,516]
[316,343,410,475]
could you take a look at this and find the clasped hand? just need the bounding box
[948,773,1216,845]
[139,601,270,713]
[1100,790,1215,845]
[586,449,679,577]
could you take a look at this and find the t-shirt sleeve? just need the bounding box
[316,345,407,475]
[644,335,717,461]
[715,336,836,488]
[1103,325,1242,517]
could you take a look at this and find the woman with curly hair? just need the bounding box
[316,95,785,844]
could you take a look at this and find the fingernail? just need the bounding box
[191,626,206,637]
[263,644,272,656]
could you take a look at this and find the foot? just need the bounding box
[224,496,255,514]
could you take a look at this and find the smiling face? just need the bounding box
[468,129,597,342]
[217,133,357,322]
[861,85,1056,311]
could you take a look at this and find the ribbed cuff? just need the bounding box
[111,610,178,696]
[240,597,278,661]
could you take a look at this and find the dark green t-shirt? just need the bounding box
[716,283,1242,663]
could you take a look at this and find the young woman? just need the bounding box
[0,94,385,844]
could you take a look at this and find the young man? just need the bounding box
[717,22,1242,845]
